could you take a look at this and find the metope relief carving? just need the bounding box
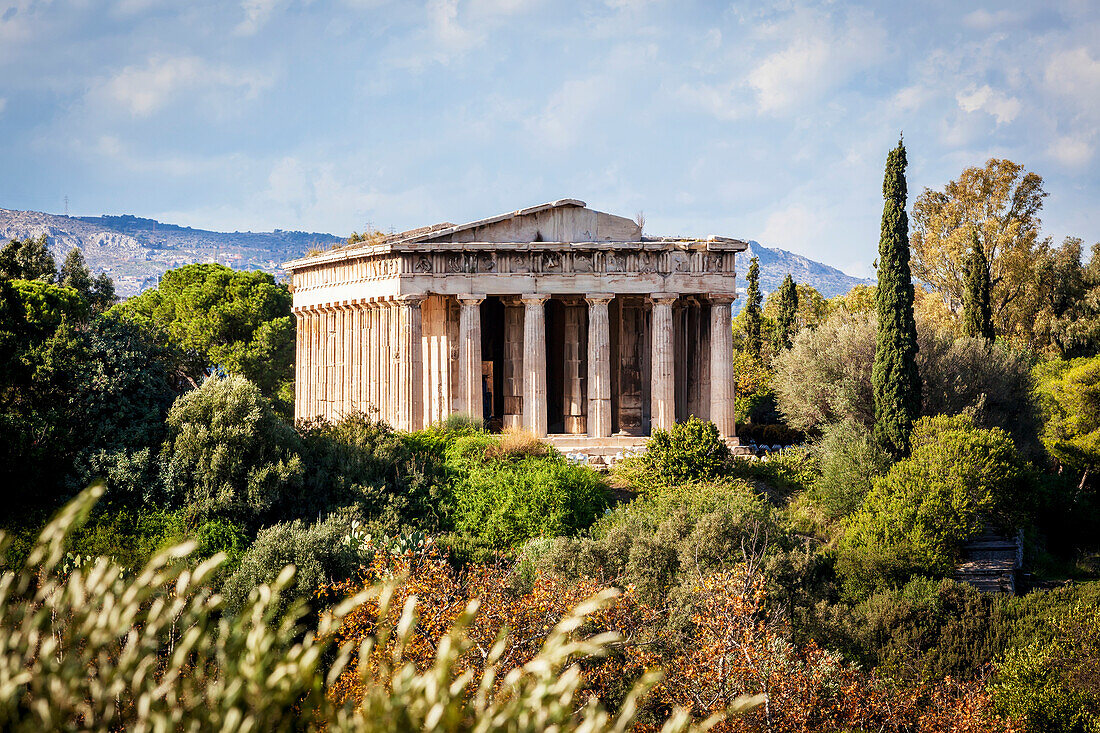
[541,252,562,273]
[415,256,432,273]
[511,253,530,273]
[574,252,594,273]
[606,252,625,273]
[446,254,463,273]
[477,253,497,273]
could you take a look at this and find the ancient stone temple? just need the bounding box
[284,199,746,451]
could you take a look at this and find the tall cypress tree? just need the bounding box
[773,274,799,351]
[744,256,763,359]
[873,138,921,455]
[962,230,995,341]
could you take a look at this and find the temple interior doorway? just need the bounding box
[480,297,506,430]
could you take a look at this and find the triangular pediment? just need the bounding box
[399,199,642,245]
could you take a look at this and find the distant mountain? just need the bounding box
[735,240,874,307]
[0,208,343,296]
[0,209,873,300]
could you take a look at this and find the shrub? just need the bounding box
[992,606,1100,732]
[299,413,449,533]
[449,452,608,551]
[159,375,304,527]
[809,420,892,521]
[629,417,731,488]
[483,427,548,460]
[221,512,367,614]
[838,415,1031,597]
[773,309,1041,453]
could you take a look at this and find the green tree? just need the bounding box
[910,158,1047,343]
[772,274,799,351]
[58,247,117,314]
[113,263,294,406]
[1034,356,1100,489]
[838,415,1030,596]
[873,138,921,455]
[159,375,304,527]
[962,231,995,341]
[0,235,57,282]
[744,256,763,359]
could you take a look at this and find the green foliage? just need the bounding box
[772,274,799,351]
[963,231,995,341]
[630,417,732,488]
[0,235,57,282]
[773,307,1041,454]
[809,420,892,521]
[58,247,116,314]
[992,606,1100,732]
[744,256,763,359]
[873,138,922,455]
[1,311,180,506]
[300,413,449,533]
[220,513,366,614]
[159,375,304,527]
[112,263,294,404]
[838,415,1030,596]
[1035,356,1100,482]
[446,437,608,551]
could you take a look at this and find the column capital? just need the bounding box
[708,293,737,306]
[520,293,551,305]
[585,292,615,305]
[457,293,486,305]
[650,292,679,305]
[395,293,427,305]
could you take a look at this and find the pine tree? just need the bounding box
[60,248,93,295]
[962,230,995,341]
[744,256,763,359]
[872,138,921,455]
[773,274,799,350]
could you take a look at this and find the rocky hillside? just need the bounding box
[738,240,874,303]
[0,209,342,296]
[0,208,873,300]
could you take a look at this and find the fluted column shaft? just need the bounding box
[294,310,304,422]
[651,294,677,431]
[709,294,737,438]
[396,295,425,431]
[522,294,549,437]
[457,294,485,420]
[586,294,613,438]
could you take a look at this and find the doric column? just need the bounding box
[395,294,426,431]
[309,308,322,420]
[293,309,304,422]
[562,300,587,434]
[522,294,550,437]
[502,299,524,429]
[457,294,485,420]
[650,293,677,432]
[350,303,361,414]
[586,293,613,438]
[709,294,737,439]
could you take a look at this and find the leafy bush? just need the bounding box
[159,375,304,527]
[626,417,732,488]
[299,413,449,533]
[449,450,608,551]
[838,415,1032,597]
[992,605,1100,732]
[809,420,892,521]
[221,513,366,614]
[773,309,1041,453]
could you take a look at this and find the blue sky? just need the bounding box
[1,0,1098,277]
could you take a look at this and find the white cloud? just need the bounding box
[96,55,272,116]
[1047,135,1095,167]
[427,0,482,56]
[1045,47,1100,103]
[746,9,886,115]
[525,76,609,149]
[236,0,287,35]
[892,85,933,111]
[955,84,1021,124]
[962,9,1024,30]
[757,203,823,258]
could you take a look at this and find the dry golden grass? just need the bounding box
[484,428,549,460]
